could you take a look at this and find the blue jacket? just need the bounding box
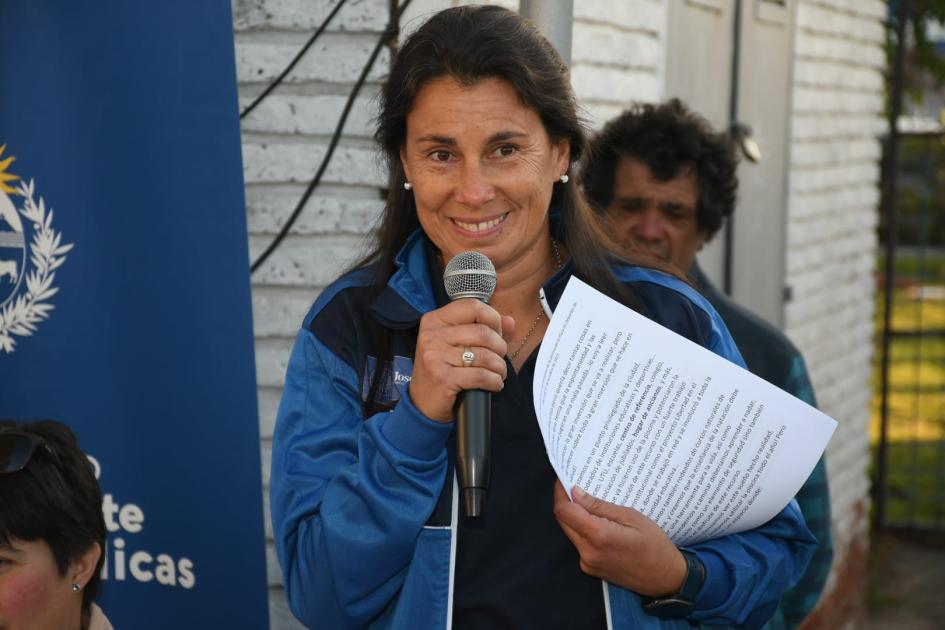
[690,264,833,629]
[270,231,816,629]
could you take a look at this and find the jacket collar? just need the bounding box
[539,257,575,313]
[369,223,574,328]
[369,229,438,329]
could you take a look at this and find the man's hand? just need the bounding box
[553,481,688,597]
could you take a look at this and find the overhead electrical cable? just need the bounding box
[240,0,349,120]
[250,0,413,273]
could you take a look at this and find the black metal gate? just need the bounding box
[875,130,945,531]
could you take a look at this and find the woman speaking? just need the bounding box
[270,6,814,629]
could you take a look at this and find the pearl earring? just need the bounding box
[559,174,569,184]
[72,583,82,592]
[403,182,413,191]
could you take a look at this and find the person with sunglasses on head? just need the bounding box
[0,420,112,630]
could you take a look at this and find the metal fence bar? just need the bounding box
[877,129,945,533]
[875,0,910,530]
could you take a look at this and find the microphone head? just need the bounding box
[443,251,497,303]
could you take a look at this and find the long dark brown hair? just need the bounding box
[356,4,639,306]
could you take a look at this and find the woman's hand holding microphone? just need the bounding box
[409,299,515,423]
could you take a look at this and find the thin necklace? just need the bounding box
[510,238,562,360]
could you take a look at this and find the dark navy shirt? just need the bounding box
[452,351,608,630]
[424,250,607,629]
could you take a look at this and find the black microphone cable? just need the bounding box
[239,0,348,120]
[250,0,413,273]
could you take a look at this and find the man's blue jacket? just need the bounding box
[270,230,816,629]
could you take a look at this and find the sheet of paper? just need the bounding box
[534,277,837,546]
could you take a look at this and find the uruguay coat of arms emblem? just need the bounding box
[0,144,73,353]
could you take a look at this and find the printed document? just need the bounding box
[534,277,837,546]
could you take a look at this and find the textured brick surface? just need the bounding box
[235,33,390,84]
[233,0,389,32]
[571,0,666,127]
[242,142,385,186]
[246,186,384,236]
[234,3,395,624]
[571,21,663,67]
[572,0,664,33]
[783,2,886,626]
[239,94,378,137]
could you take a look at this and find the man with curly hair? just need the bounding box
[581,99,834,629]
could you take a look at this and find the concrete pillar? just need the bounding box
[520,0,573,65]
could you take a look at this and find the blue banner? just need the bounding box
[0,2,269,628]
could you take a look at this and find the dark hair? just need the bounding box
[0,420,107,615]
[581,98,738,239]
[360,4,633,301]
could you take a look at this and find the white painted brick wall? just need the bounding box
[234,0,392,625]
[571,0,666,128]
[784,0,886,615]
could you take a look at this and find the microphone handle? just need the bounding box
[456,388,491,518]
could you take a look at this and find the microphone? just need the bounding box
[444,251,497,518]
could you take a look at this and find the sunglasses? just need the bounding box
[0,431,49,474]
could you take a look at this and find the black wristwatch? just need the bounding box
[642,548,706,620]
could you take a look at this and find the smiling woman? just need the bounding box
[0,421,111,630]
[400,76,569,275]
[268,5,816,630]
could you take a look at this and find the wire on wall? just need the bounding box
[240,0,349,120]
[249,0,413,273]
